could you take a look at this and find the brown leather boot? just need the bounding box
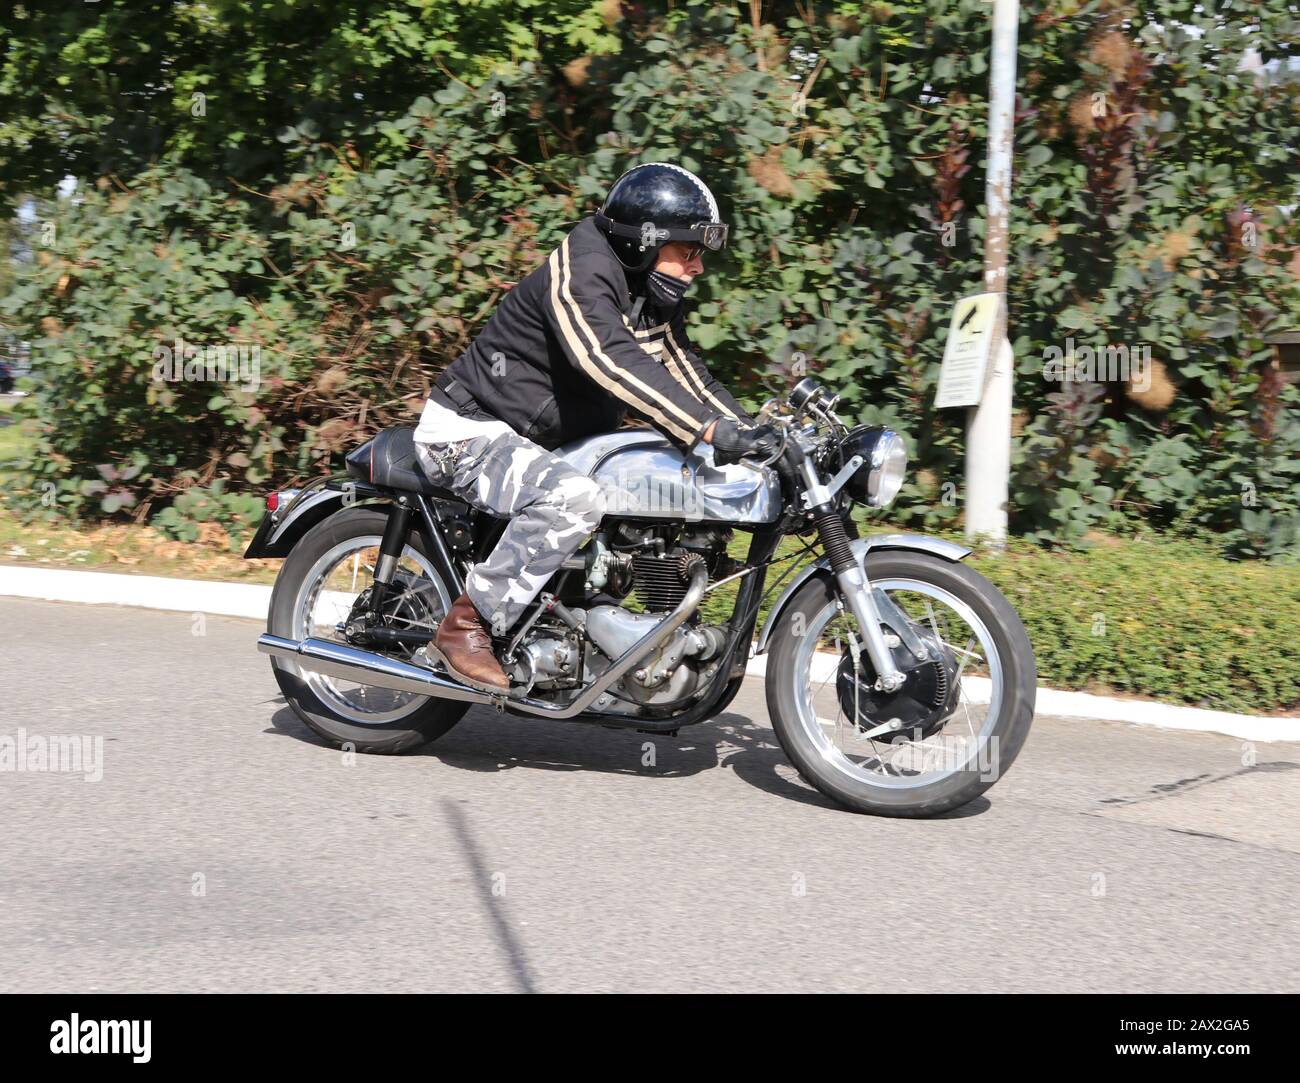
[434,593,509,691]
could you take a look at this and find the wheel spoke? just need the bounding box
[921,598,942,641]
[382,575,440,619]
[943,634,983,666]
[382,612,437,631]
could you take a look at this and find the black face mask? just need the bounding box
[645,269,690,309]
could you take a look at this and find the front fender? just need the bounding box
[752,533,972,656]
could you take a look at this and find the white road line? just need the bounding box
[3,563,1297,741]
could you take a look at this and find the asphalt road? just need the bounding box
[3,596,1298,993]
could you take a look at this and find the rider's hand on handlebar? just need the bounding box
[709,417,781,466]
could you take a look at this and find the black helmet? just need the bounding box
[594,163,729,272]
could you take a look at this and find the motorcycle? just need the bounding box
[246,377,1036,816]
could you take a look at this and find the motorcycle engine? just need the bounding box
[582,607,728,707]
[599,521,742,611]
[570,522,739,710]
[503,618,582,693]
[505,606,728,709]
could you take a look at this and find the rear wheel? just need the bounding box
[268,507,470,753]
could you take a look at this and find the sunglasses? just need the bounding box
[674,225,728,260]
[695,222,728,251]
[683,224,729,261]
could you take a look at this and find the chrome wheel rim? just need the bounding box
[288,535,451,724]
[790,577,1003,789]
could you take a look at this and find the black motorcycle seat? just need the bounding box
[345,426,448,495]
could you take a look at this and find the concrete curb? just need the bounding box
[4,563,1298,743]
[0,565,273,620]
[746,654,1299,743]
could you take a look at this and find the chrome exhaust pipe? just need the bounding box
[259,634,493,704]
[258,559,710,720]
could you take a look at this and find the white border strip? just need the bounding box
[3,564,1298,742]
[741,650,1300,743]
[0,564,272,621]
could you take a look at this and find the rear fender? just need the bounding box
[243,476,384,559]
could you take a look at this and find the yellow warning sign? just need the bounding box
[935,293,1003,409]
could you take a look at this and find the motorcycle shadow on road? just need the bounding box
[264,700,956,814]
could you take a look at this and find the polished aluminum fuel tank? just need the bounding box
[555,429,782,524]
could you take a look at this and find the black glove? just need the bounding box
[710,418,781,466]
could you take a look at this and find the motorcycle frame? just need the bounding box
[248,475,794,732]
[248,464,971,733]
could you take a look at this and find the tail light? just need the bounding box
[266,489,300,516]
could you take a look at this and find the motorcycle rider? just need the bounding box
[414,163,779,691]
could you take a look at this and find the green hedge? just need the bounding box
[700,529,1299,714]
[967,536,1300,713]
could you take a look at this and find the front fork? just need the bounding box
[794,452,907,694]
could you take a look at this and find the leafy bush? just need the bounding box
[967,536,1300,714]
[700,528,1300,713]
[149,480,266,547]
[1,0,1297,561]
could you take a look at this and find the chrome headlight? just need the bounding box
[841,426,908,508]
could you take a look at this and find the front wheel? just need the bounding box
[765,550,1036,817]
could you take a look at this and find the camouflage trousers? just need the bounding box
[413,405,606,634]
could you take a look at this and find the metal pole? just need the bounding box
[965,0,1019,546]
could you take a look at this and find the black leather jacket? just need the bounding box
[432,217,748,450]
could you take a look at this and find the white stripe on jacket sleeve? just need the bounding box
[546,239,703,443]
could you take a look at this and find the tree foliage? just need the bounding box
[2,0,1299,558]
[0,0,618,203]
